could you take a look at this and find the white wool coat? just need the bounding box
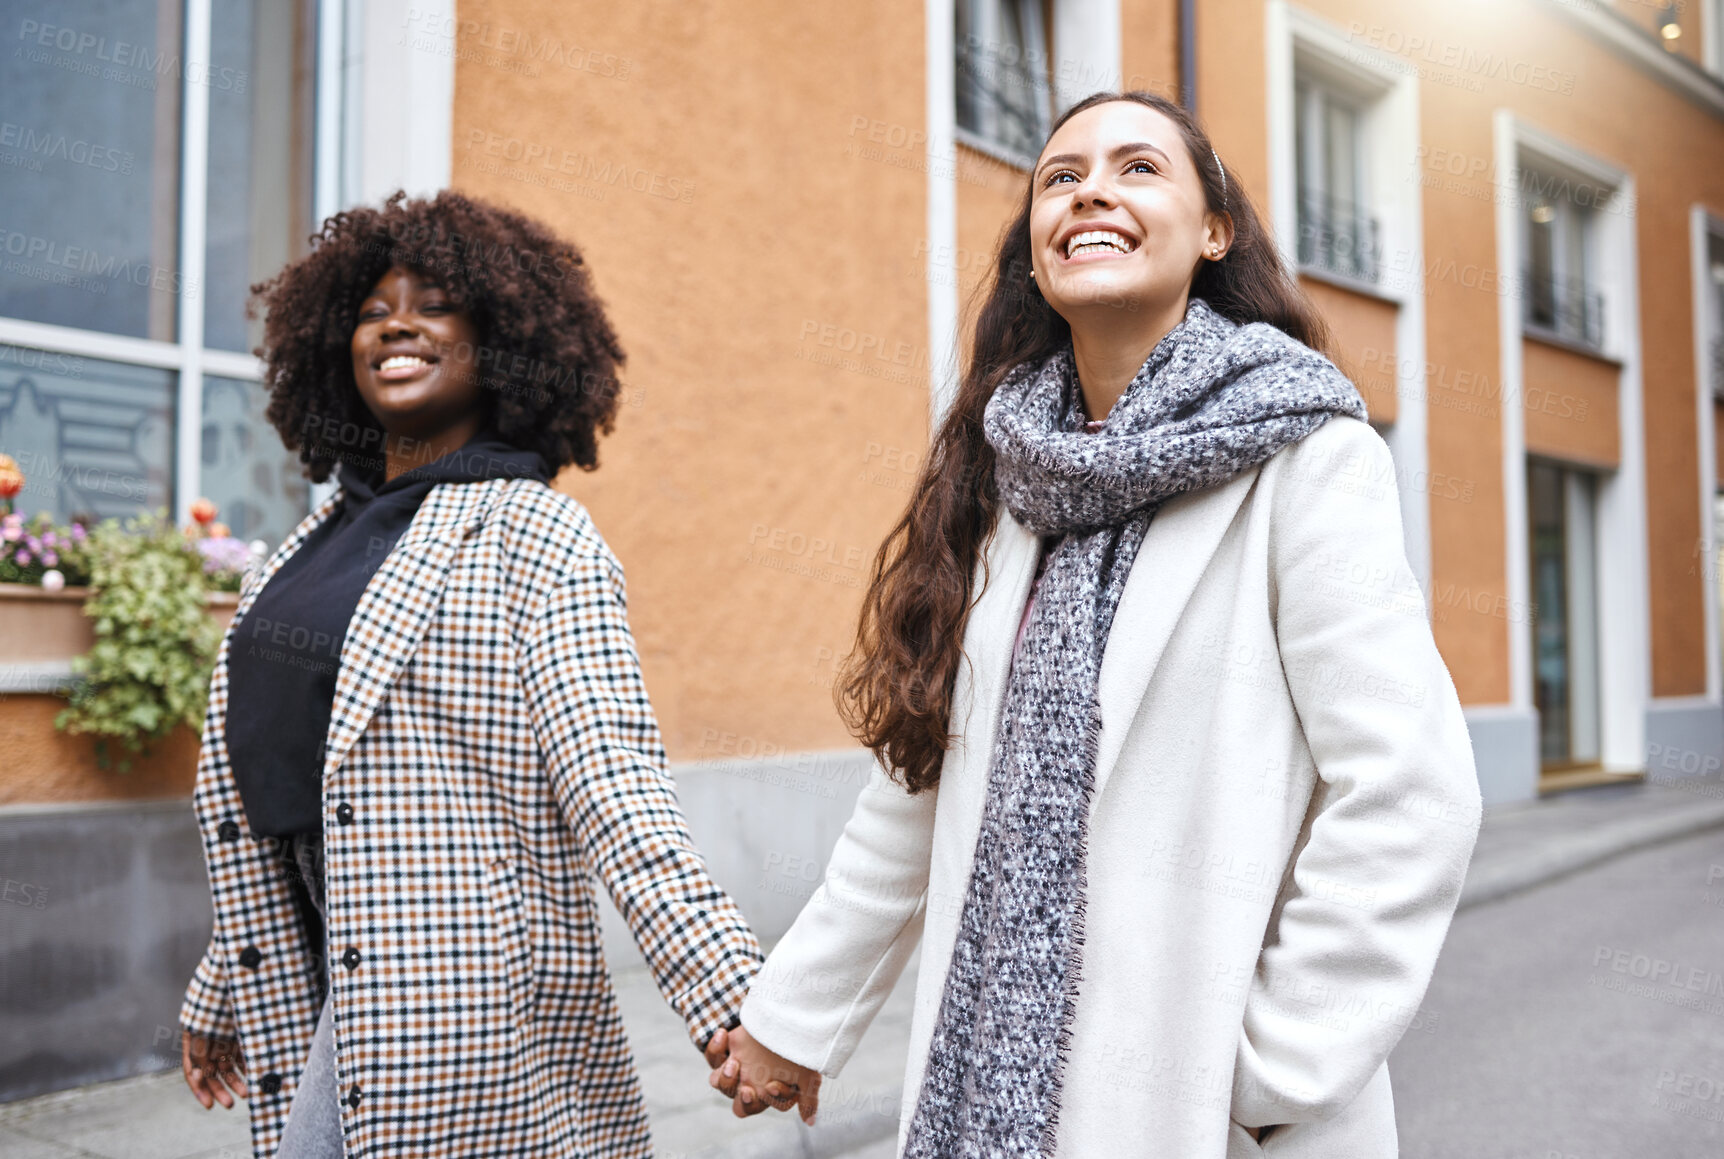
[740,416,1482,1158]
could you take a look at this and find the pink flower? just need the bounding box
[69,523,86,542]
[13,549,29,566]
[42,551,58,567]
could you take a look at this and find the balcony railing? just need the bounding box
[1522,267,1605,349]
[1296,190,1381,285]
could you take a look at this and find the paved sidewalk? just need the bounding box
[1458,775,1724,910]
[0,941,915,1159]
[6,773,1723,1158]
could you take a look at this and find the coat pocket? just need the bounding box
[483,857,537,1032]
[1227,1120,1269,1159]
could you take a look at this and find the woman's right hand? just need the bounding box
[181,1030,248,1108]
[705,1024,821,1123]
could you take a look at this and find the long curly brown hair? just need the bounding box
[837,91,1333,794]
[252,189,625,481]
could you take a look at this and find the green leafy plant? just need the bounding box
[55,511,223,771]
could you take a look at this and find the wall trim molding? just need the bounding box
[1541,0,1724,118]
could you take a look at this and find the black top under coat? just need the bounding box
[225,434,547,839]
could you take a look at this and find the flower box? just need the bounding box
[0,583,239,693]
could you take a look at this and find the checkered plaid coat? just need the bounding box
[180,477,762,1158]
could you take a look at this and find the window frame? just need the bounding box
[1285,39,1395,298]
[0,0,335,528]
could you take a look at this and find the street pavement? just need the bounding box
[4,776,1722,1158]
[1392,824,1724,1158]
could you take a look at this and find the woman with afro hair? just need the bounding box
[176,190,762,1158]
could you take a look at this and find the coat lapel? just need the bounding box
[1089,468,1259,805]
[319,478,505,781]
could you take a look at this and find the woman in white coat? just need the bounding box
[706,92,1482,1158]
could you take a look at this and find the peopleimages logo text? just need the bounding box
[0,229,194,296]
[16,20,247,91]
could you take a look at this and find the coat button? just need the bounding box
[335,802,354,825]
[346,1084,362,1108]
[341,947,361,970]
[260,1073,282,1095]
[238,946,262,969]
[217,820,240,842]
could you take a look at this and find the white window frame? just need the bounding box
[1706,0,1724,77]
[1494,113,1646,776]
[929,0,1117,425]
[0,0,457,524]
[0,0,333,526]
[1267,4,1430,594]
[1691,208,1724,705]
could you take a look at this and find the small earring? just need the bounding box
[1028,270,1036,280]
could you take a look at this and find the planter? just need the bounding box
[0,584,239,691]
[0,583,241,806]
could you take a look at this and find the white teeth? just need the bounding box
[1066,230,1135,257]
[379,355,430,371]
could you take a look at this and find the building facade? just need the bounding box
[2,0,1722,1097]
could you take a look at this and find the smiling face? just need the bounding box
[349,265,487,443]
[1028,100,1231,324]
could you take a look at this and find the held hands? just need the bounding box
[181,1030,248,1109]
[704,1024,821,1124]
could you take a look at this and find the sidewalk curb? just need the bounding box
[1458,795,1724,911]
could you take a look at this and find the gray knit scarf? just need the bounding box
[903,298,1366,1159]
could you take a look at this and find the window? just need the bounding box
[0,0,318,544]
[1528,461,1601,769]
[1294,76,1380,283]
[1709,233,1724,400]
[956,0,1054,161]
[1520,165,1605,348]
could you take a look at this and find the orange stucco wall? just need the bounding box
[1299,276,1399,425]
[451,0,930,759]
[1522,337,1622,469]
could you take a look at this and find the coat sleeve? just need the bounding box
[740,761,937,1076]
[180,936,237,1039]
[519,549,764,1052]
[1231,417,1483,1127]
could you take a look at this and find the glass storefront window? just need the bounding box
[0,0,184,341]
[0,343,174,522]
[200,374,307,543]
